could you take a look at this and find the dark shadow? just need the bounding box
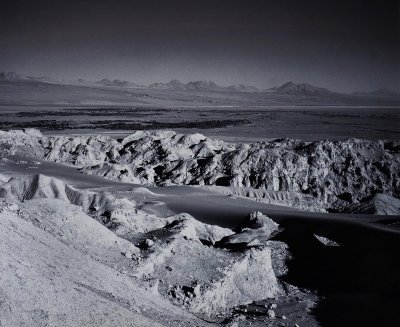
[215,176,232,186]
[274,219,400,327]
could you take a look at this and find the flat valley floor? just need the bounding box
[1,105,400,142]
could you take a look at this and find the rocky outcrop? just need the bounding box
[189,247,280,314]
[0,175,286,318]
[0,198,214,327]
[201,185,328,212]
[0,174,141,233]
[216,211,280,248]
[1,129,399,210]
[329,193,400,215]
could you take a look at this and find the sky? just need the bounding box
[1,0,399,92]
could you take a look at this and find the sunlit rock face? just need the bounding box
[0,174,285,324]
[1,129,399,210]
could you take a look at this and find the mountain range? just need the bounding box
[1,71,399,97]
[0,72,399,105]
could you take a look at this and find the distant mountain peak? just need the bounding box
[149,79,223,91]
[149,79,186,90]
[166,79,186,88]
[271,81,335,96]
[96,78,138,88]
[147,80,261,92]
[0,71,30,81]
[280,81,295,87]
[185,80,222,91]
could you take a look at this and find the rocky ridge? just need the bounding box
[1,128,398,213]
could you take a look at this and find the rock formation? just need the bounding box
[1,129,398,213]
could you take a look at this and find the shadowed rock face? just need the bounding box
[1,129,399,211]
[329,193,400,215]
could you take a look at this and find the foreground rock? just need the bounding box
[216,211,280,248]
[0,199,204,327]
[0,175,289,324]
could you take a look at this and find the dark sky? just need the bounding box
[1,0,399,92]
